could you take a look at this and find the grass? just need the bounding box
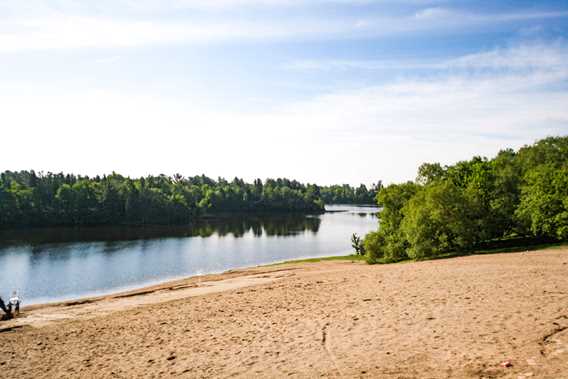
[273,254,366,265]
[268,242,568,266]
[391,240,568,263]
[272,241,568,267]
[472,241,567,255]
[400,241,568,263]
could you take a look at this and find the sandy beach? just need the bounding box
[1,247,568,378]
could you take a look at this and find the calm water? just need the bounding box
[0,205,378,305]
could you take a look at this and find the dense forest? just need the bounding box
[0,171,377,229]
[320,183,382,205]
[364,136,568,263]
[0,173,325,228]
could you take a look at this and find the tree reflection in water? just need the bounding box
[0,215,322,247]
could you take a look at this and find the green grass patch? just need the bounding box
[369,257,414,265]
[472,241,568,255]
[272,241,567,267]
[367,241,568,265]
[415,241,568,262]
[273,254,366,265]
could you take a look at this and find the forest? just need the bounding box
[364,136,568,263]
[320,183,381,204]
[0,171,377,228]
[0,173,322,228]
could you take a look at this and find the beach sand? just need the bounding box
[1,247,568,378]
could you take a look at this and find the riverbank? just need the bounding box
[2,247,568,378]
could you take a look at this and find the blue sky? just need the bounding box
[1,0,568,185]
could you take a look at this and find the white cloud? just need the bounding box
[285,42,568,75]
[413,7,568,23]
[350,8,568,37]
[1,4,567,52]
[32,0,440,13]
[0,16,286,52]
[414,7,452,20]
[0,0,439,17]
[445,43,568,71]
[0,13,366,52]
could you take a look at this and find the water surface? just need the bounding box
[0,205,377,304]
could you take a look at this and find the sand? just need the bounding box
[1,247,568,378]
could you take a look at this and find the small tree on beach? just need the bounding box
[351,233,365,255]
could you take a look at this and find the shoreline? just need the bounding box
[5,243,564,320]
[14,239,565,310]
[16,264,305,312]
[17,254,363,311]
[1,263,311,330]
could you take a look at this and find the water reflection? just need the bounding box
[0,206,377,304]
[0,215,321,247]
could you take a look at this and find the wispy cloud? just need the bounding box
[445,43,568,70]
[351,8,568,37]
[1,4,567,52]
[0,15,344,52]
[285,42,568,75]
[277,73,568,142]
[0,0,443,17]
[414,7,453,20]
[280,43,568,143]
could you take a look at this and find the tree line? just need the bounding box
[320,183,382,204]
[364,136,568,263]
[0,173,328,228]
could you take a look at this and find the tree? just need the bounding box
[320,183,379,204]
[401,181,475,259]
[416,163,445,185]
[515,165,568,240]
[361,136,568,264]
[0,171,326,228]
[351,233,365,255]
[363,182,419,263]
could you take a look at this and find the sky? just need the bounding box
[1,0,568,186]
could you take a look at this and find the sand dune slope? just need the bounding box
[1,248,568,378]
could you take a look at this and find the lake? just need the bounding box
[0,205,378,305]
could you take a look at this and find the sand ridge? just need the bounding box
[1,248,568,378]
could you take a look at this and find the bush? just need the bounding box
[363,231,385,263]
[363,230,409,263]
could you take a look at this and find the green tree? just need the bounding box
[401,181,475,259]
[364,182,419,263]
[362,136,568,265]
[416,162,445,185]
[515,165,568,240]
